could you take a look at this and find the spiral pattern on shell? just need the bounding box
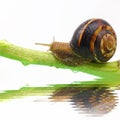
[70,18,117,63]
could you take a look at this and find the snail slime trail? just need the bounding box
[36,18,117,66]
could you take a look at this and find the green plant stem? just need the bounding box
[0,40,61,66]
[0,40,119,72]
[0,40,120,89]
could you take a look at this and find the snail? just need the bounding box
[36,18,117,66]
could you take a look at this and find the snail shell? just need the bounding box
[70,18,117,63]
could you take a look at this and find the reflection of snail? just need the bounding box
[36,18,117,66]
[51,87,117,115]
[71,87,117,115]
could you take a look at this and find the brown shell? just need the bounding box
[70,18,117,63]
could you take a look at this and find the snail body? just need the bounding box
[36,18,117,66]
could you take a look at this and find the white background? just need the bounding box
[0,0,120,120]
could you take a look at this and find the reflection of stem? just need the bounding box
[0,87,54,102]
[0,86,118,116]
[51,87,118,116]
